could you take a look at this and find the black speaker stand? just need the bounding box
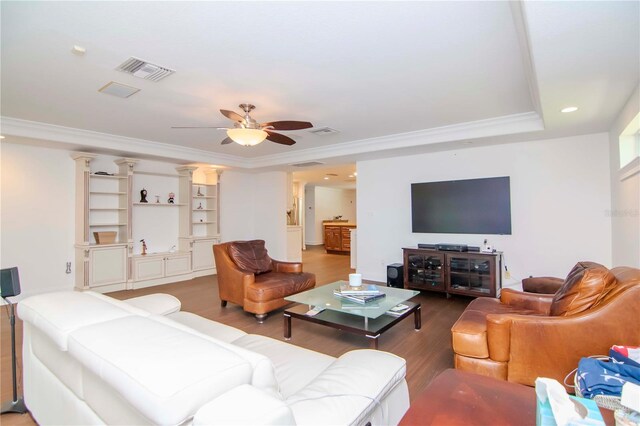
[1,298,27,415]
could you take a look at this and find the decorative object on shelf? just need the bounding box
[200,219,203,222]
[140,189,148,203]
[197,202,203,210]
[140,239,147,256]
[93,231,116,245]
[168,245,176,253]
[334,215,343,220]
[168,192,175,204]
[155,195,160,204]
[94,171,114,176]
[196,187,203,196]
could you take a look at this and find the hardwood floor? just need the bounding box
[0,245,470,425]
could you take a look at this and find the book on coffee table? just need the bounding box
[334,282,382,296]
[334,291,386,304]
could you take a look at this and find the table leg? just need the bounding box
[369,336,379,350]
[284,313,291,340]
[414,305,422,330]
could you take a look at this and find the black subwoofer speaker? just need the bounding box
[0,267,21,298]
[387,263,404,288]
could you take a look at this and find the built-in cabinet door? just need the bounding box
[89,246,127,287]
[133,255,164,282]
[192,238,218,271]
[165,253,191,277]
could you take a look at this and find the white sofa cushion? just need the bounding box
[152,314,280,394]
[18,291,134,350]
[123,293,182,315]
[194,385,296,426]
[286,350,407,425]
[233,334,335,399]
[168,311,247,342]
[68,316,253,426]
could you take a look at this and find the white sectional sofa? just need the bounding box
[18,291,410,425]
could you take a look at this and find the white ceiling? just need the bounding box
[1,1,638,175]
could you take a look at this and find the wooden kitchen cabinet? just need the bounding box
[323,223,356,254]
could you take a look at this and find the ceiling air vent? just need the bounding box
[116,57,175,82]
[309,127,339,135]
[291,161,325,168]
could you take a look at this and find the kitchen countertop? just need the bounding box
[323,222,357,227]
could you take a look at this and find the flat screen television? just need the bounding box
[411,176,512,235]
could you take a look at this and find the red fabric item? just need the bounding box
[611,345,640,363]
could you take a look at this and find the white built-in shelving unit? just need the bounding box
[73,153,221,292]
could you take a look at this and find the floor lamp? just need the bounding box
[1,267,27,415]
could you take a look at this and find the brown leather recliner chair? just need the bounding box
[213,240,315,322]
[451,262,640,388]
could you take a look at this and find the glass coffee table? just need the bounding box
[284,282,421,349]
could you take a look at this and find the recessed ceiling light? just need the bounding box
[98,81,140,98]
[0,135,5,139]
[353,172,357,176]
[348,174,354,178]
[561,106,579,113]
[323,177,329,180]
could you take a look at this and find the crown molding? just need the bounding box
[0,116,252,168]
[2,111,543,170]
[510,1,544,121]
[250,111,544,168]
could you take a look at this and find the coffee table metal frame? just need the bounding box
[283,282,421,349]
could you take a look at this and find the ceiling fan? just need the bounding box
[171,104,313,146]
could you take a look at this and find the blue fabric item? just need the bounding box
[610,348,640,368]
[576,356,640,398]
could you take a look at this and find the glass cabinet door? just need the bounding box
[406,252,444,290]
[448,256,493,295]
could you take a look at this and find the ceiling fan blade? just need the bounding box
[220,109,244,122]
[171,126,228,129]
[220,137,234,145]
[261,120,313,131]
[265,130,296,146]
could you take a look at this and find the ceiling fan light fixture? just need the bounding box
[226,128,268,146]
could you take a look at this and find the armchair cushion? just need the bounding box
[229,240,273,274]
[550,261,617,316]
[451,297,539,359]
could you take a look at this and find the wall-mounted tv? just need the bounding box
[411,176,512,235]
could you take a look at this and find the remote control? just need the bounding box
[305,306,325,316]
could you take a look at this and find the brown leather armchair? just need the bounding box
[451,262,640,388]
[213,240,315,322]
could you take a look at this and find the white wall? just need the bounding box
[304,185,317,244]
[1,142,75,298]
[220,170,288,260]
[253,172,287,261]
[356,133,613,284]
[608,83,640,267]
[305,186,357,245]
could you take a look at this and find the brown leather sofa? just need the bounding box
[451,262,640,388]
[213,240,315,322]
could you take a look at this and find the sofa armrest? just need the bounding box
[500,288,554,314]
[123,293,181,315]
[286,350,409,425]
[193,385,295,426]
[272,260,303,273]
[522,276,564,294]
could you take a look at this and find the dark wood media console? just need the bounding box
[402,247,502,298]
